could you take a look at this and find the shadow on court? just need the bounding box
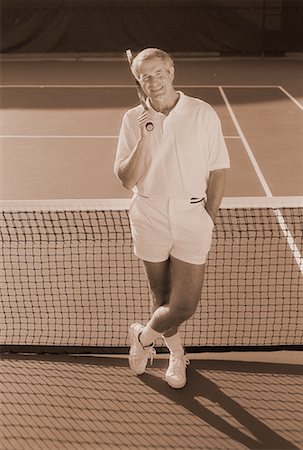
[2,353,302,450]
[0,86,227,109]
[2,83,301,110]
[141,359,302,450]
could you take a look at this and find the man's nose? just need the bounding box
[150,76,160,85]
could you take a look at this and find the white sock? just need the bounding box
[163,332,184,357]
[139,324,161,347]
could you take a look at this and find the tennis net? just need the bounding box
[0,197,302,354]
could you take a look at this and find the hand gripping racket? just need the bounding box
[125,49,154,132]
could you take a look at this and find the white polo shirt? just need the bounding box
[114,91,230,198]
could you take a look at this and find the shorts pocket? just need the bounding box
[128,194,138,215]
[202,206,215,229]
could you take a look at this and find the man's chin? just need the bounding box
[150,90,165,101]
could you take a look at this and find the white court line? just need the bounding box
[219,85,303,274]
[0,84,134,88]
[219,86,273,197]
[275,211,303,273]
[0,84,280,89]
[2,196,302,212]
[0,135,118,139]
[278,86,303,110]
[178,85,280,89]
[0,135,241,139]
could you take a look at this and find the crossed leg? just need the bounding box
[142,255,206,337]
[129,255,206,386]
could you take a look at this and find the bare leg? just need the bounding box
[128,256,204,383]
[142,258,172,313]
[143,256,205,336]
[142,258,177,337]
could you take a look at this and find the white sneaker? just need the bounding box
[129,323,156,375]
[165,354,190,389]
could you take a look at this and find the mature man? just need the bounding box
[114,48,230,388]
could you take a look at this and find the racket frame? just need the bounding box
[125,49,154,132]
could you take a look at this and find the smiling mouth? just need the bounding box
[151,86,164,94]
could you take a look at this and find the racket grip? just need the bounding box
[146,122,154,132]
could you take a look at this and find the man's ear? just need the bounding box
[169,65,175,81]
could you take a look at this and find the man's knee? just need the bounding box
[149,280,171,305]
[172,301,198,323]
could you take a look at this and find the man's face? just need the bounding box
[137,57,174,101]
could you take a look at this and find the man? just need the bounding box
[114,48,230,389]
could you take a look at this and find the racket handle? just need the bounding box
[146,122,154,132]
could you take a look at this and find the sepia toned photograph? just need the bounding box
[0,1,302,449]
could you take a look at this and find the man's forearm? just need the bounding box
[118,139,149,190]
[205,169,227,222]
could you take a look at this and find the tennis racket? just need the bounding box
[125,49,154,132]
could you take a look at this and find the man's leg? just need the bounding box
[141,258,185,365]
[142,258,178,338]
[129,256,205,387]
[141,256,205,336]
[128,258,173,376]
[143,256,205,388]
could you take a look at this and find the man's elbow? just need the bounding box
[210,168,228,177]
[121,179,134,190]
[117,169,134,191]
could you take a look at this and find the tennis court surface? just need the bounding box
[1,354,302,450]
[1,54,302,450]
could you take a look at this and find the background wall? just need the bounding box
[1,0,303,56]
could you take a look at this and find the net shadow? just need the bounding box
[1,354,302,450]
[141,359,302,450]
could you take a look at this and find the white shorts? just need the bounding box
[128,195,214,265]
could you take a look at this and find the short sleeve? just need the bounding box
[207,110,230,172]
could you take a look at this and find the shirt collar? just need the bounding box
[147,91,186,116]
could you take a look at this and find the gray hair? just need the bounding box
[131,48,174,80]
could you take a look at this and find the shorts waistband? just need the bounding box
[136,194,205,204]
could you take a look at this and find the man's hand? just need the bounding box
[138,110,154,138]
[205,169,227,223]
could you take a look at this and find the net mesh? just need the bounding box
[0,197,302,353]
